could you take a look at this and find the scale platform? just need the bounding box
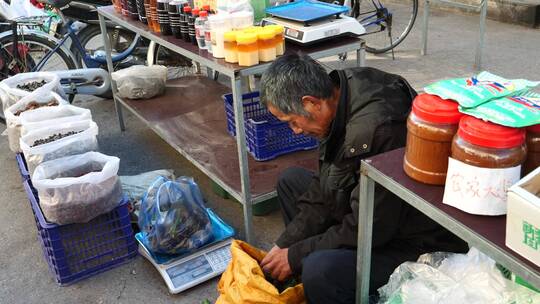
[137,235,233,294]
[262,15,365,45]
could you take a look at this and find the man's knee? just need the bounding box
[277,167,304,194]
[302,251,329,291]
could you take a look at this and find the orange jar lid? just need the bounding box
[458,116,525,149]
[412,94,462,124]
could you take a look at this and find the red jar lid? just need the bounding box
[412,94,463,124]
[527,124,540,133]
[458,116,525,149]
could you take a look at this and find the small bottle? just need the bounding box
[223,31,238,63]
[157,0,171,35]
[150,0,160,32]
[236,32,258,66]
[204,17,212,53]
[267,24,285,56]
[257,28,276,62]
[181,6,192,41]
[195,10,208,49]
[144,0,154,29]
[189,8,199,45]
[168,0,181,38]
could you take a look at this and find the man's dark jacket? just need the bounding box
[275,67,467,273]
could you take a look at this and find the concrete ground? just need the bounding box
[1,6,539,304]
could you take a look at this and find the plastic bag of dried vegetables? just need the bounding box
[138,176,213,255]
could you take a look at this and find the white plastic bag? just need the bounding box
[5,91,68,152]
[20,104,92,136]
[0,0,46,20]
[0,72,65,113]
[20,119,99,174]
[33,151,123,225]
[216,0,254,14]
[378,247,540,304]
[111,65,167,99]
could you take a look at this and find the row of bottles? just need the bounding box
[112,0,285,66]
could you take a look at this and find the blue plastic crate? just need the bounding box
[223,92,318,161]
[23,181,138,286]
[16,153,30,182]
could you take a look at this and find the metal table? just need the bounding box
[97,6,366,243]
[355,147,540,303]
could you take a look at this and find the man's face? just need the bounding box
[267,98,333,139]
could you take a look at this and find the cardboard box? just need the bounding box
[506,166,540,267]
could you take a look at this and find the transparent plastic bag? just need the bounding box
[20,119,99,175]
[138,176,213,255]
[5,92,68,152]
[378,247,540,304]
[20,104,92,136]
[217,0,254,14]
[111,65,167,99]
[32,152,123,225]
[0,72,65,113]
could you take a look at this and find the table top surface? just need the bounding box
[364,148,540,280]
[98,5,364,76]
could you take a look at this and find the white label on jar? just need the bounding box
[443,157,521,216]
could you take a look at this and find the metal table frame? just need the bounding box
[97,6,366,243]
[421,0,488,70]
[355,157,540,303]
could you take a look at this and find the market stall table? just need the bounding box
[97,5,366,243]
[355,147,540,303]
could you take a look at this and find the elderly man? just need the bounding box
[259,54,467,303]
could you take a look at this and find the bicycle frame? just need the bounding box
[32,10,140,71]
[356,0,391,30]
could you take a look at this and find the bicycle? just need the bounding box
[350,0,418,54]
[0,0,141,83]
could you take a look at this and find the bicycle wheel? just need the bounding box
[354,0,418,54]
[0,33,76,81]
[71,24,139,68]
[154,45,196,78]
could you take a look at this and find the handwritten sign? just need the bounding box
[443,158,521,215]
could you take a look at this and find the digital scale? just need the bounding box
[137,234,233,294]
[263,0,366,45]
[135,208,235,294]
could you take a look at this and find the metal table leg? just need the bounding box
[98,13,125,131]
[421,0,430,56]
[231,74,254,243]
[357,41,366,67]
[475,0,487,70]
[356,164,375,304]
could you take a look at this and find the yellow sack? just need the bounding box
[216,240,306,304]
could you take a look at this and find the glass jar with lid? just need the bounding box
[236,32,259,66]
[257,28,276,62]
[224,31,238,63]
[404,94,463,185]
[451,116,526,169]
[524,124,540,175]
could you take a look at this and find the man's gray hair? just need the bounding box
[260,53,334,115]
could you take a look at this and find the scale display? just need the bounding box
[137,237,233,294]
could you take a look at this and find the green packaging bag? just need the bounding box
[460,91,540,128]
[425,71,539,108]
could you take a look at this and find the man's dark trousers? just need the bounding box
[276,167,422,304]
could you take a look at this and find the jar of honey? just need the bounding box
[224,31,238,63]
[452,116,526,169]
[236,32,258,66]
[257,28,276,62]
[266,24,285,56]
[523,124,540,175]
[404,94,463,185]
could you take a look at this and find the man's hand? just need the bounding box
[260,245,292,282]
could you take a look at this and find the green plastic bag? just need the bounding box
[460,92,540,128]
[425,72,539,108]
